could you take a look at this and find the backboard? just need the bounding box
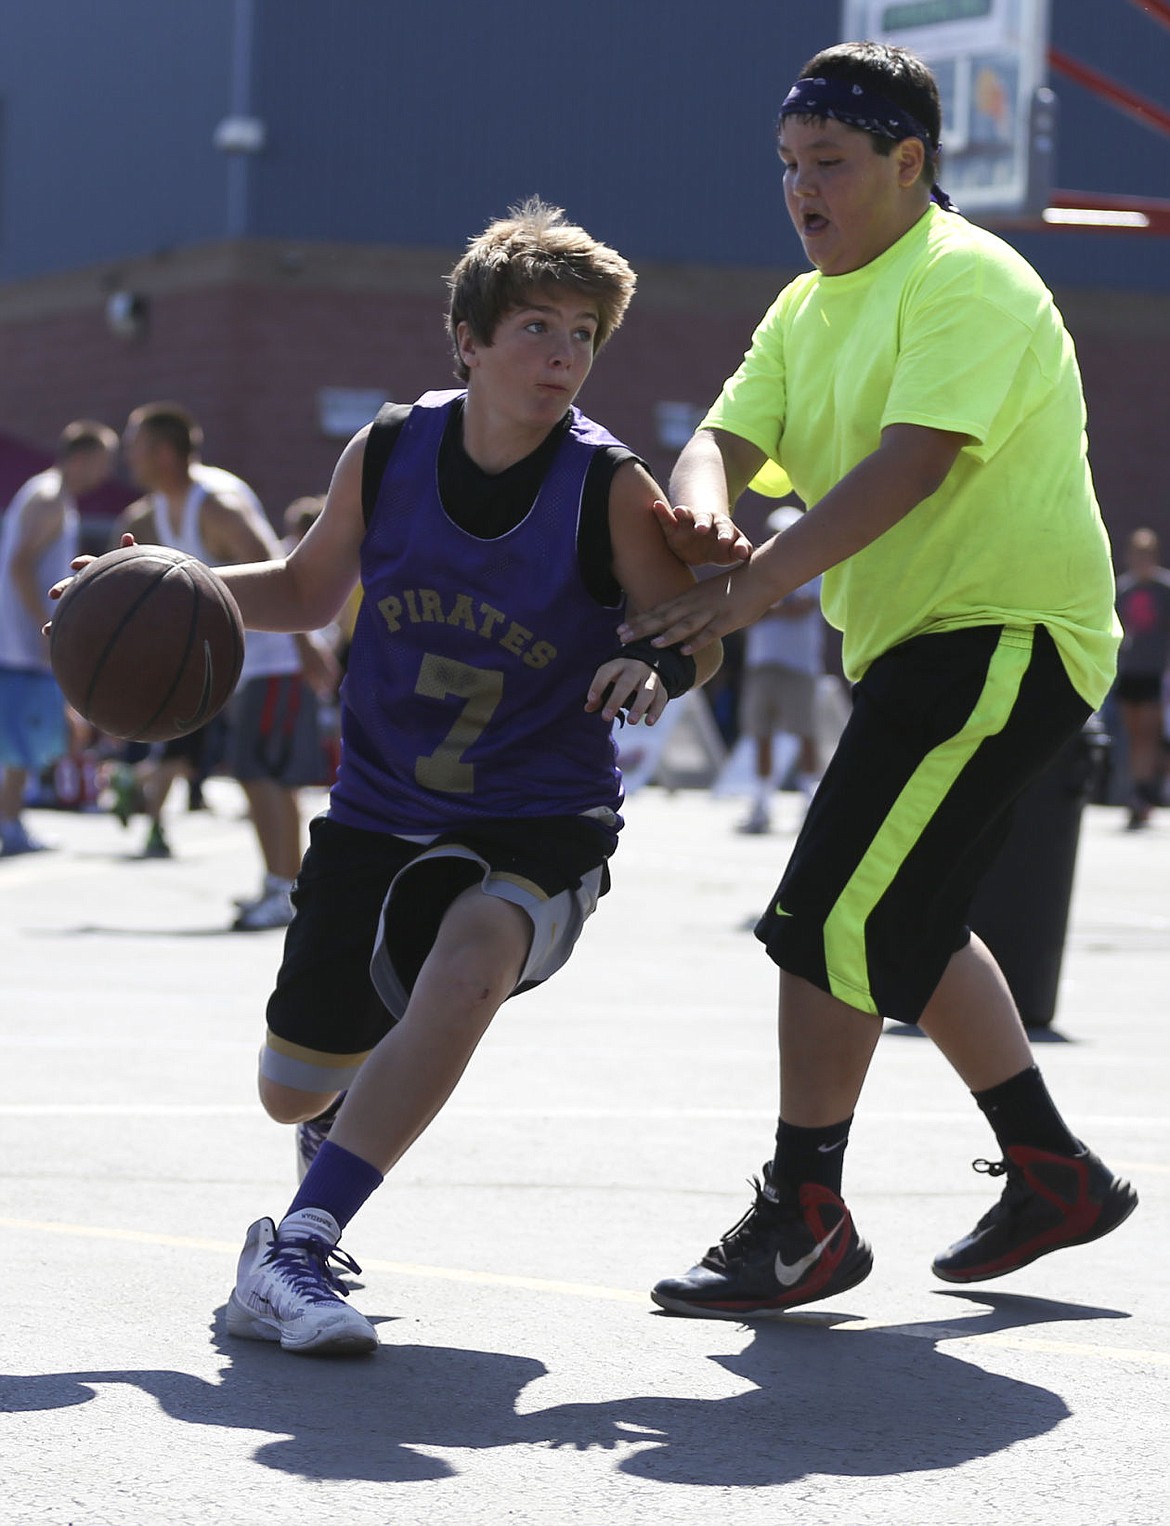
[840,0,1054,217]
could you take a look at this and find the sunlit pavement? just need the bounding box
[2,783,1167,1525]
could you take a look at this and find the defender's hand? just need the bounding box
[652,500,752,567]
[617,565,774,655]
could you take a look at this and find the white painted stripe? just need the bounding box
[0,1101,1166,1130]
[0,1215,1165,1367]
[0,1103,260,1117]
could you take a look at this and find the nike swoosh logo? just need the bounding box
[774,1218,845,1287]
[773,903,794,918]
[817,1139,847,1154]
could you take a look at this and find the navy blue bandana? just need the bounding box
[778,75,959,213]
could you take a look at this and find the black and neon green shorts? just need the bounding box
[755,624,1091,1026]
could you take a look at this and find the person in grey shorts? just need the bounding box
[224,668,327,928]
[737,506,826,834]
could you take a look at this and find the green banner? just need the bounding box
[882,0,993,29]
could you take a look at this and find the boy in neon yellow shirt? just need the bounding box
[621,40,1137,1316]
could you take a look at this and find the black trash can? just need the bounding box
[968,718,1110,1029]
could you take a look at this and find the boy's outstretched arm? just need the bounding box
[620,423,968,654]
[216,426,368,634]
[670,427,767,523]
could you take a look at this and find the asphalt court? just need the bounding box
[1,782,1167,1525]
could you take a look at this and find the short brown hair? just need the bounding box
[128,401,203,462]
[56,419,118,461]
[446,198,637,381]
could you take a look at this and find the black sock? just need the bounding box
[771,1116,853,1197]
[972,1065,1080,1157]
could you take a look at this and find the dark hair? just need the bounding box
[55,419,118,461]
[283,494,325,537]
[1130,527,1160,556]
[446,197,636,382]
[128,401,203,462]
[798,41,942,182]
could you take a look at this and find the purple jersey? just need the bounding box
[331,391,626,835]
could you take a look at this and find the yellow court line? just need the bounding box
[2,1215,1166,1367]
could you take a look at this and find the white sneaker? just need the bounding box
[736,801,771,835]
[233,872,293,910]
[225,1207,379,1355]
[231,886,294,931]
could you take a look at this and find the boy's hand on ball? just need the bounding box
[46,536,140,629]
[48,558,96,605]
[47,537,138,607]
[47,545,244,741]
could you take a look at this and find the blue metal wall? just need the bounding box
[244,0,817,268]
[0,0,235,277]
[0,0,1166,289]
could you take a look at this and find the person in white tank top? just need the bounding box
[115,403,339,915]
[0,421,118,856]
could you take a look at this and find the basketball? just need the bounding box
[49,544,246,742]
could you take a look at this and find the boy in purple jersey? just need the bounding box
[193,199,726,1354]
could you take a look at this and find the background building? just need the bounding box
[0,0,1167,548]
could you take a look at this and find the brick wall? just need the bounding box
[0,240,1167,557]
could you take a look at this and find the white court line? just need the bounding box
[0,1102,1167,1132]
[1,1214,1165,1368]
[0,1104,260,1116]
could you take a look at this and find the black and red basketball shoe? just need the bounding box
[933,1144,1138,1283]
[650,1168,873,1319]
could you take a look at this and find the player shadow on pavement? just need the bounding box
[0,1291,1125,1486]
[609,1289,1117,1486]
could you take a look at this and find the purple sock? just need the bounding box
[286,1139,383,1231]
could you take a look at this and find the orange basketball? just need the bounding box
[49,545,245,742]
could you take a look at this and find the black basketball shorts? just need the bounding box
[755,624,1091,1026]
[261,811,616,1092]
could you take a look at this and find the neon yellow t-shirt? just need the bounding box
[705,205,1120,704]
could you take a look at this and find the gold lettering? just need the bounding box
[418,588,445,623]
[499,621,533,657]
[384,590,555,664]
[478,604,506,639]
[446,593,479,631]
[377,594,403,633]
[523,640,557,670]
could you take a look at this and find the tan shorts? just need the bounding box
[739,664,818,740]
